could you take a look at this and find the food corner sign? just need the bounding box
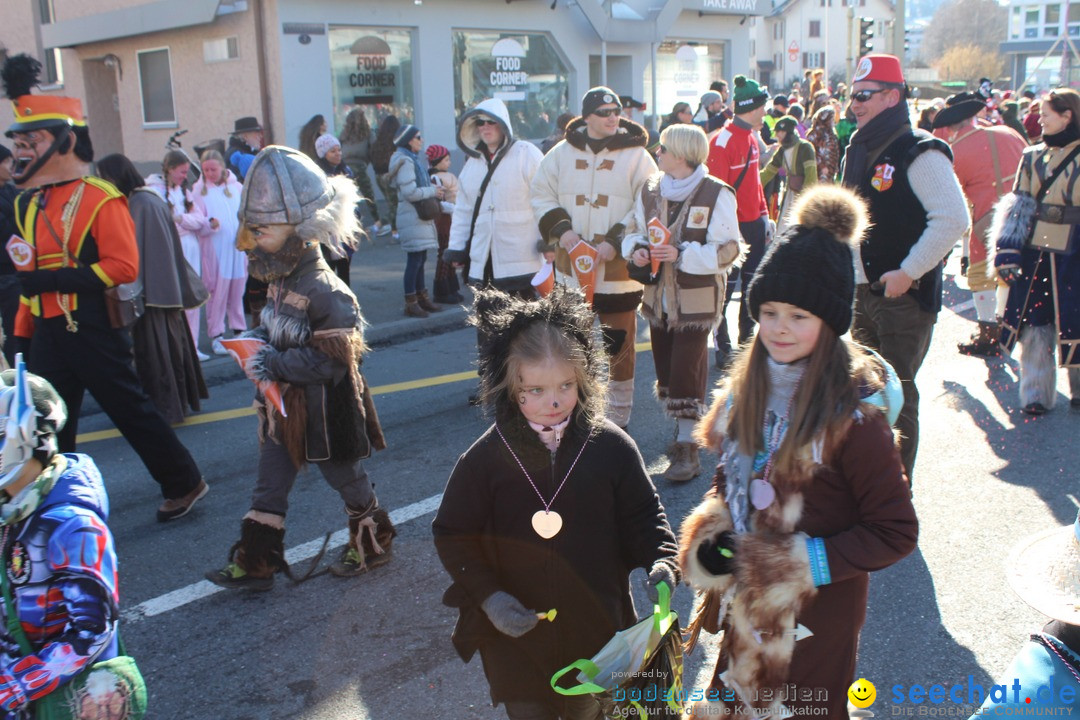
[349,36,396,99]
[490,38,528,102]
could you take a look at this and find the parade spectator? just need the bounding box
[433,286,679,720]
[532,86,657,428]
[540,112,574,155]
[146,150,211,359]
[193,149,247,353]
[3,54,207,521]
[623,124,741,481]
[447,98,543,301]
[1001,100,1031,144]
[932,92,1025,357]
[994,87,1080,414]
[389,124,445,318]
[806,105,840,183]
[314,133,358,286]
[808,89,830,119]
[694,91,726,134]
[0,144,17,365]
[969,511,1080,717]
[760,116,818,233]
[841,54,970,483]
[1024,100,1043,142]
[98,153,208,423]
[836,102,857,153]
[917,105,939,132]
[762,93,789,145]
[226,116,263,181]
[788,103,808,137]
[660,102,694,132]
[0,365,137,718]
[810,68,826,98]
[372,115,402,242]
[706,75,772,367]
[680,186,916,719]
[426,143,463,304]
[297,114,326,163]
[206,147,393,590]
[340,107,390,236]
[834,82,849,103]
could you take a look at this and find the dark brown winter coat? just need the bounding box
[433,413,678,706]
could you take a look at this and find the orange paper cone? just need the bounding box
[531,262,555,297]
[220,337,287,417]
[6,236,35,271]
[568,241,598,305]
[646,218,671,279]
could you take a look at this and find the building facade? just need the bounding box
[1001,0,1080,91]
[1,0,780,166]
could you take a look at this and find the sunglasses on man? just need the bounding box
[851,88,888,103]
[592,107,622,118]
[474,118,500,127]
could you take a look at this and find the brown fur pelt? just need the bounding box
[679,493,735,593]
[232,518,287,578]
[311,327,385,458]
[279,384,309,469]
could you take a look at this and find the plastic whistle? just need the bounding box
[536,608,558,622]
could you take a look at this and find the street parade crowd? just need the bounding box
[0,46,1077,719]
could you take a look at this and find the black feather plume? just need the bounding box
[1,54,42,100]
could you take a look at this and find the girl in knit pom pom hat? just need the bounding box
[679,185,918,720]
[433,286,679,720]
[426,144,463,303]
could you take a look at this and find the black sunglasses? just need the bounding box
[475,118,499,127]
[851,88,888,103]
[593,107,622,118]
[657,144,668,154]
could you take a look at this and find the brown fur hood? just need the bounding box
[563,117,648,152]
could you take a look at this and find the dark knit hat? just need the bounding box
[393,124,420,148]
[582,87,620,116]
[772,93,790,107]
[774,116,798,135]
[747,186,869,336]
[732,75,768,114]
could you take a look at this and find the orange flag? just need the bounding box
[646,218,671,279]
[569,241,599,305]
[220,337,287,417]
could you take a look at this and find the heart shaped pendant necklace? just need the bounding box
[496,424,589,539]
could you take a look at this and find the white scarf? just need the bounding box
[659,164,706,203]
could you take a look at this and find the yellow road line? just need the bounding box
[74,346,653,444]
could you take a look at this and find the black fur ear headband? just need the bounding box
[471,285,601,388]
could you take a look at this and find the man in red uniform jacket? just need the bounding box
[2,54,206,522]
[706,75,772,366]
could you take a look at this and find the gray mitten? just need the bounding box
[645,563,676,604]
[481,591,539,638]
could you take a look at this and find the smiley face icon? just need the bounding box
[848,678,876,709]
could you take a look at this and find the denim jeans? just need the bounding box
[404,250,428,295]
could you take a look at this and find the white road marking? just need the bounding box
[121,493,443,622]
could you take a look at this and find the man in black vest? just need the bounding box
[841,54,969,485]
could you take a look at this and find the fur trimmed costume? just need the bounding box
[206,147,392,590]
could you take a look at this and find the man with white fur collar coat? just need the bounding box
[444,98,544,294]
[531,87,657,428]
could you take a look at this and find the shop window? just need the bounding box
[329,27,416,133]
[136,48,176,127]
[452,31,570,141]
[644,41,725,123]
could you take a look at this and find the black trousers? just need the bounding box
[716,215,768,351]
[28,298,203,500]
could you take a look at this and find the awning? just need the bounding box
[41,0,227,49]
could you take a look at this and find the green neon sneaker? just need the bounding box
[205,562,274,591]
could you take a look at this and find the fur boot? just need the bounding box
[957,321,1000,357]
[607,378,634,428]
[1020,324,1058,412]
[233,518,287,578]
[330,498,397,576]
[404,294,429,318]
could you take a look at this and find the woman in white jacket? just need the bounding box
[444,98,543,295]
[623,124,741,481]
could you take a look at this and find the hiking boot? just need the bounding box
[404,294,429,318]
[330,502,396,577]
[156,480,209,522]
[664,442,701,482]
[204,562,274,592]
[416,290,443,313]
[957,321,1000,357]
[1023,402,1048,416]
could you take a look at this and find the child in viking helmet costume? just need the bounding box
[679,186,917,719]
[205,146,393,591]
